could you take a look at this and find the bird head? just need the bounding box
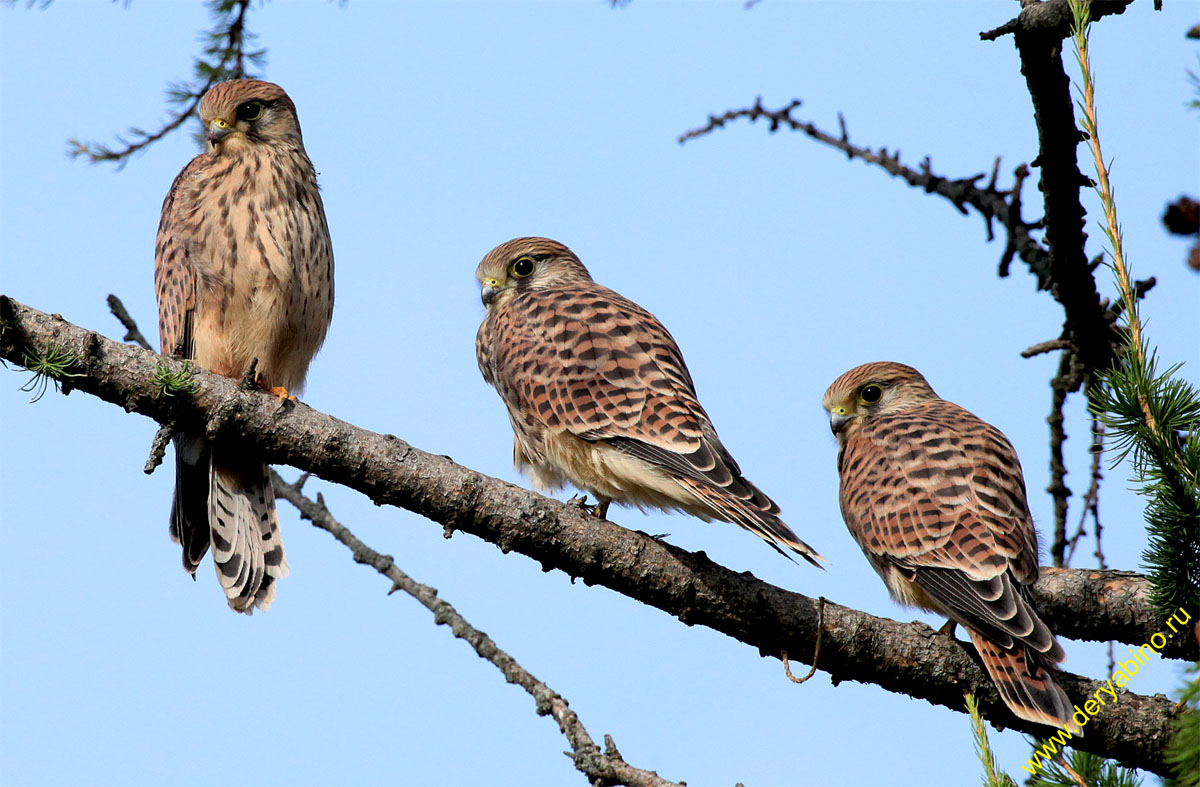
[822,361,936,444]
[198,80,302,153]
[475,237,593,308]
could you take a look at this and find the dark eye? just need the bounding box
[859,384,883,404]
[510,256,535,278]
[236,101,265,122]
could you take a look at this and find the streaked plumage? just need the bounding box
[823,361,1073,731]
[475,237,821,565]
[155,79,334,612]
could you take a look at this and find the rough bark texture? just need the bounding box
[1033,567,1195,660]
[0,296,1186,776]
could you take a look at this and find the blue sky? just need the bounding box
[1,2,1197,785]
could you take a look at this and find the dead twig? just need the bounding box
[271,471,684,787]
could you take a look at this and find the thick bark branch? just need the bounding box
[1032,567,1194,660]
[0,297,1186,775]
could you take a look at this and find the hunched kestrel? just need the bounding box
[475,237,822,565]
[155,80,334,613]
[823,361,1073,731]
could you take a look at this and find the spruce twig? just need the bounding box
[1168,664,1200,787]
[1070,0,1200,619]
[1024,748,1143,787]
[965,693,1018,787]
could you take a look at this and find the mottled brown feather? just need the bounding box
[476,237,821,565]
[824,361,1073,731]
[155,79,333,613]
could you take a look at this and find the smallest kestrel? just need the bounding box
[823,362,1074,732]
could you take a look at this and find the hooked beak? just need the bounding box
[829,409,852,435]
[480,277,502,307]
[206,118,233,145]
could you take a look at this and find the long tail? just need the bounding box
[676,476,824,567]
[208,448,289,613]
[968,628,1078,734]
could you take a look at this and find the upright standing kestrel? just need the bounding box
[475,237,822,565]
[155,80,335,613]
[823,361,1073,731]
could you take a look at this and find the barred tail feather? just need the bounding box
[208,450,289,614]
[968,628,1078,735]
[677,477,824,567]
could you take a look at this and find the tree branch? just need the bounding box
[67,0,262,166]
[1030,567,1192,656]
[271,471,682,787]
[980,0,1135,43]
[105,293,154,351]
[981,0,1131,381]
[0,296,1188,775]
[678,98,1053,290]
[1047,349,1075,565]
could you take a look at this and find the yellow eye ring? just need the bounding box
[859,384,882,405]
[235,100,265,122]
[510,256,535,278]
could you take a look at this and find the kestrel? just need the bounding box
[155,80,335,612]
[475,237,822,565]
[823,362,1072,731]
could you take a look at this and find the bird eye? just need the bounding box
[859,384,883,404]
[235,100,265,122]
[510,256,535,278]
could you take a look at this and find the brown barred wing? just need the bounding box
[486,282,820,563]
[840,397,1070,729]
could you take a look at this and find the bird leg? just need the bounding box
[239,358,297,401]
[937,619,957,637]
[254,369,297,402]
[239,358,261,390]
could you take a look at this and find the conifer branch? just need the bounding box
[67,0,263,166]
[1167,664,1200,786]
[1069,0,1200,619]
[966,694,1019,787]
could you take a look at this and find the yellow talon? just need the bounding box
[255,373,297,402]
[266,385,297,401]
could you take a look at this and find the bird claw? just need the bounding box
[260,378,298,402]
[565,494,611,520]
[238,360,296,401]
[567,493,597,513]
[269,386,297,401]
